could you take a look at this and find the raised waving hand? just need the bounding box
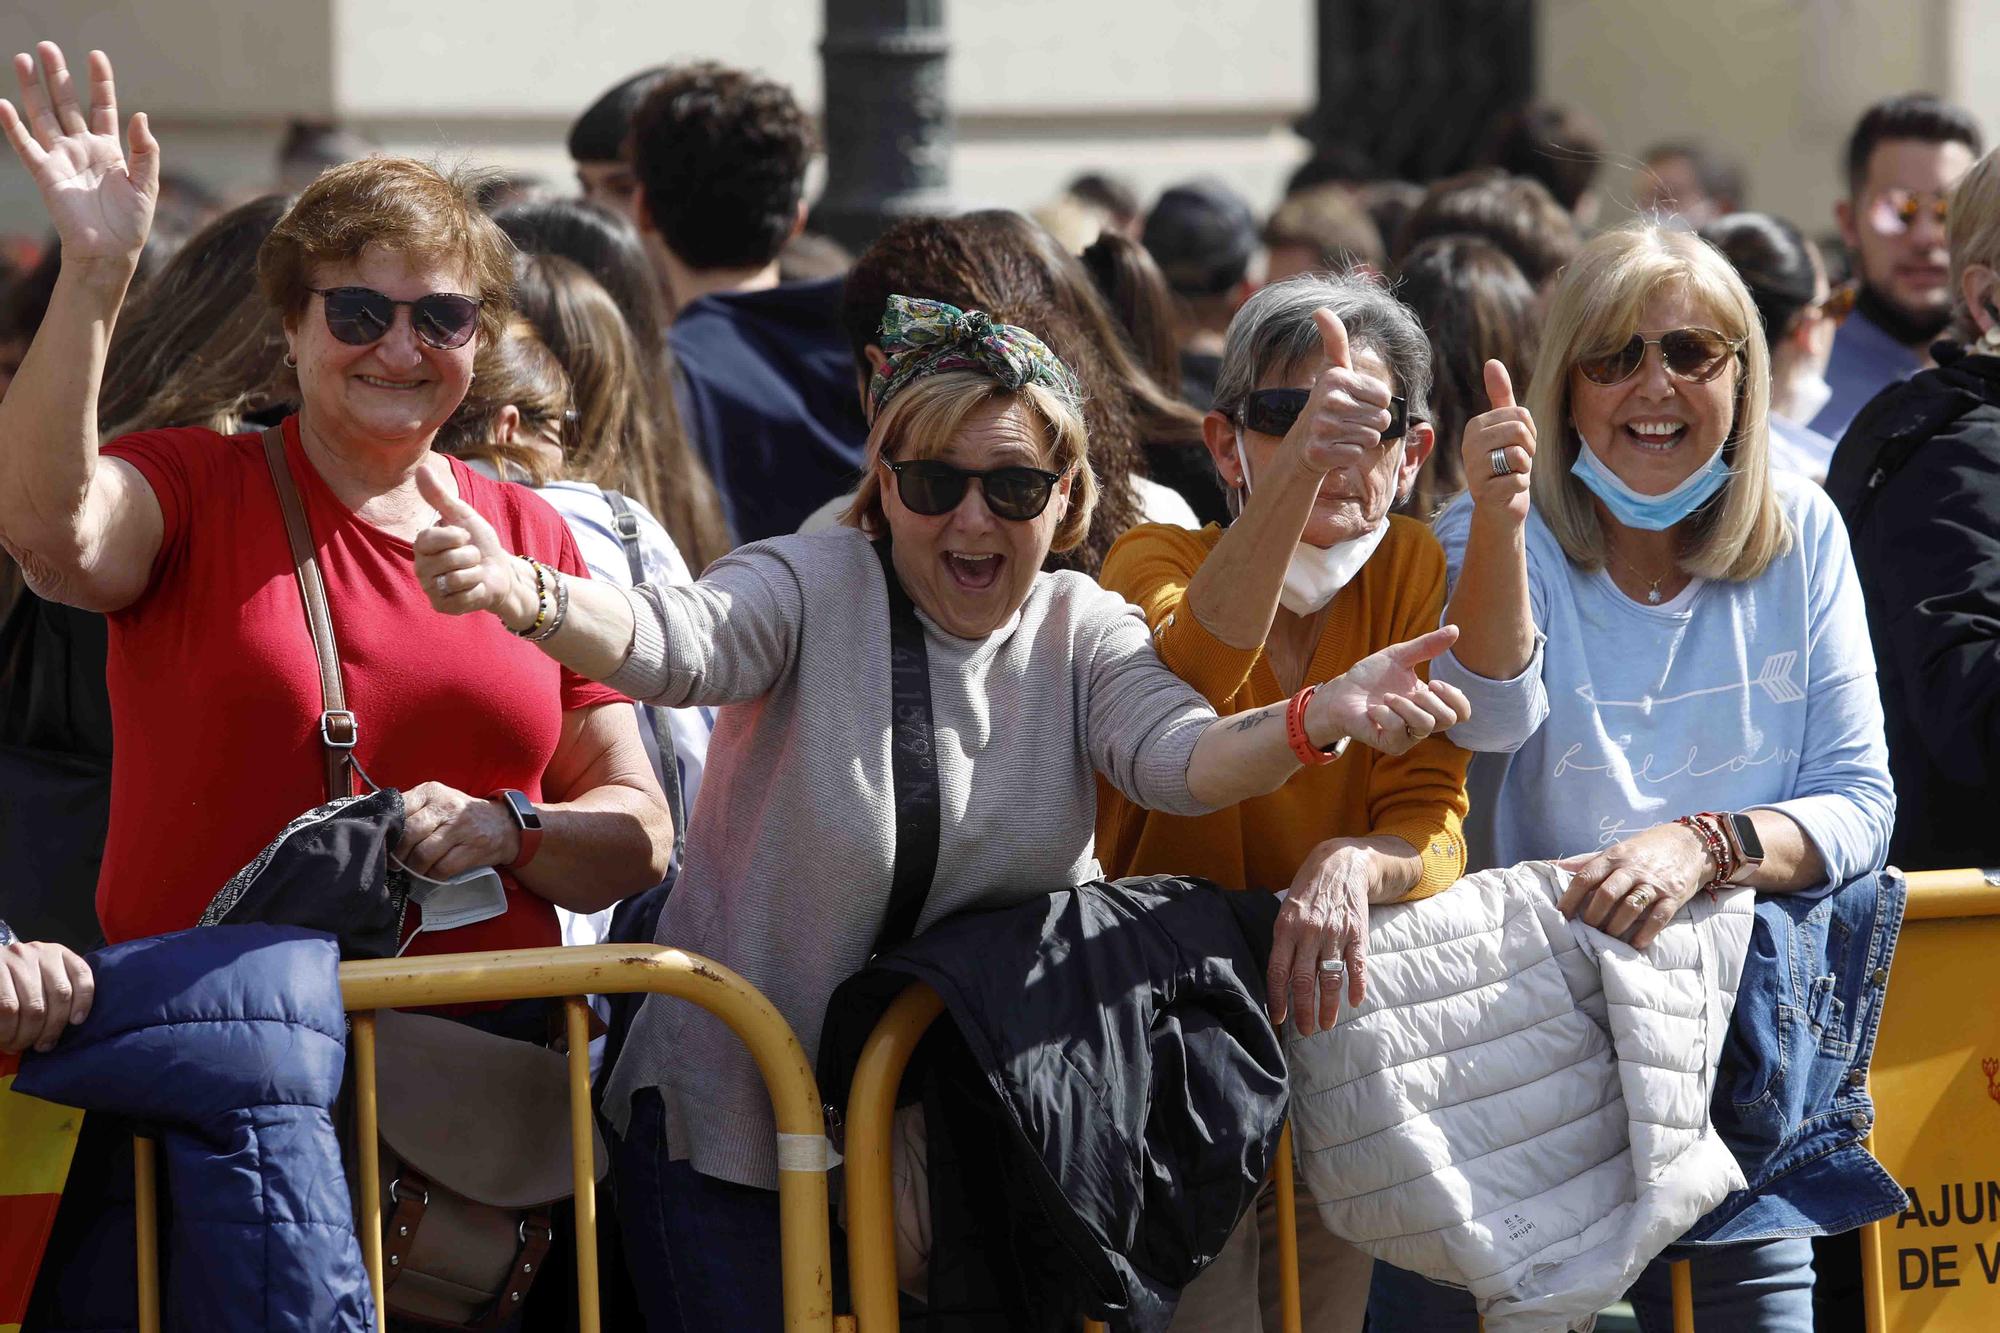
[0,44,157,264]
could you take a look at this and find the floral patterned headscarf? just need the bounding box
[867,295,1082,419]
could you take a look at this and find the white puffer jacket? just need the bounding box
[1289,861,1755,1333]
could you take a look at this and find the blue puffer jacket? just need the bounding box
[16,924,374,1332]
[1681,867,1910,1245]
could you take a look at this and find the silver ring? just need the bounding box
[1489,448,1513,478]
[1319,959,1345,975]
[433,574,451,595]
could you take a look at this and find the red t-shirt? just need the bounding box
[98,416,626,952]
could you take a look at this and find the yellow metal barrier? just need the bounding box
[840,981,1301,1333]
[1860,867,2000,1332]
[131,944,836,1333]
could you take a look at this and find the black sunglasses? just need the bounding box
[1576,327,1744,386]
[1238,388,1411,441]
[311,286,484,351]
[883,459,1066,521]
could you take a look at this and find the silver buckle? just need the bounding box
[320,710,359,749]
[388,1176,429,1208]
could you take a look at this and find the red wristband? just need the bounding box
[1285,685,1347,767]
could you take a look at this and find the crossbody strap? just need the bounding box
[869,539,939,956]
[259,426,356,802]
[603,487,687,865]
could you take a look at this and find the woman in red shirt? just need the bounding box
[0,43,673,1048]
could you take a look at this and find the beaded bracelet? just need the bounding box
[525,562,570,642]
[509,557,550,638]
[1673,812,1735,890]
[1285,685,1350,767]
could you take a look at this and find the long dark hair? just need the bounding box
[497,199,733,571]
[1698,212,1818,344]
[843,212,1203,575]
[1394,235,1539,517]
[1079,230,1183,393]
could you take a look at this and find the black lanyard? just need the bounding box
[870,540,940,956]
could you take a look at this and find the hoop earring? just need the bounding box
[283,352,298,369]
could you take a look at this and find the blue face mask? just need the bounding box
[1570,434,1730,531]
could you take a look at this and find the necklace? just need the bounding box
[1608,548,1674,604]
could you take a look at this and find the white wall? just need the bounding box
[1541,0,1964,241]
[0,0,1311,239]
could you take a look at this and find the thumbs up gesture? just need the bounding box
[1461,360,1535,523]
[1279,308,1398,476]
[412,464,536,629]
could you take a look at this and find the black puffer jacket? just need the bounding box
[819,875,1285,1333]
[1825,340,2000,870]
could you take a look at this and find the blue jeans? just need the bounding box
[1366,1237,1816,1332]
[614,1087,785,1333]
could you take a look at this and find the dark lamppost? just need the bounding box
[815,0,952,251]
[1298,0,1533,182]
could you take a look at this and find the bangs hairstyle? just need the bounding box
[843,370,1097,553]
[1528,224,1790,582]
[257,157,515,349]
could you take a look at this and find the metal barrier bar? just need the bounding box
[1272,1120,1302,1333]
[564,997,601,1333]
[1670,1259,1693,1329]
[1900,865,2000,919]
[133,944,834,1333]
[132,1136,160,1333]
[351,1012,386,1333]
[842,981,1301,1333]
[845,982,945,1332]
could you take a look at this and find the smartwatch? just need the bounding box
[1721,811,1765,884]
[489,789,544,871]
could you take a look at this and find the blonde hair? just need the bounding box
[1528,224,1791,582]
[843,370,1097,553]
[1948,147,2000,341]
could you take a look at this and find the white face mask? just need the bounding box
[392,859,510,956]
[1235,429,1390,615]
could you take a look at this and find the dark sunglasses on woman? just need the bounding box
[883,458,1067,521]
[1576,327,1745,386]
[311,286,484,351]
[1238,387,1411,441]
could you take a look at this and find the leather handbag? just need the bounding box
[260,429,607,1326]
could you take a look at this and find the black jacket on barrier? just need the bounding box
[1825,340,2000,871]
[818,875,1285,1333]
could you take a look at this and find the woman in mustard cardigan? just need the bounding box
[1095,273,1478,1333]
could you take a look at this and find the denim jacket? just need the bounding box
[1679,867,1909,1245]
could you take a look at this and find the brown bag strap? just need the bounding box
[259,425,357,801]
[472,1209,554,1328]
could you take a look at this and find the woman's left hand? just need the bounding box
[1268,840,1373,1038]
[1311,624,1473,756]
[397,781,520,879]
[1554,821,1715,950]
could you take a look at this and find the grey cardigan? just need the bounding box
[599,527,1219,1189]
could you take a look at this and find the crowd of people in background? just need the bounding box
[2,32,1998,1333]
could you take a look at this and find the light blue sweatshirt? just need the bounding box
[1430,475,1894,883]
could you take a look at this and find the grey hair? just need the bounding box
[1211,272,1435,426]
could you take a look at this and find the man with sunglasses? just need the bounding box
[1812,93,1983,441]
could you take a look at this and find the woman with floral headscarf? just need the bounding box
[411,296,1472,1331]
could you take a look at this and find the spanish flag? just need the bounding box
[0,1052,82,1333]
